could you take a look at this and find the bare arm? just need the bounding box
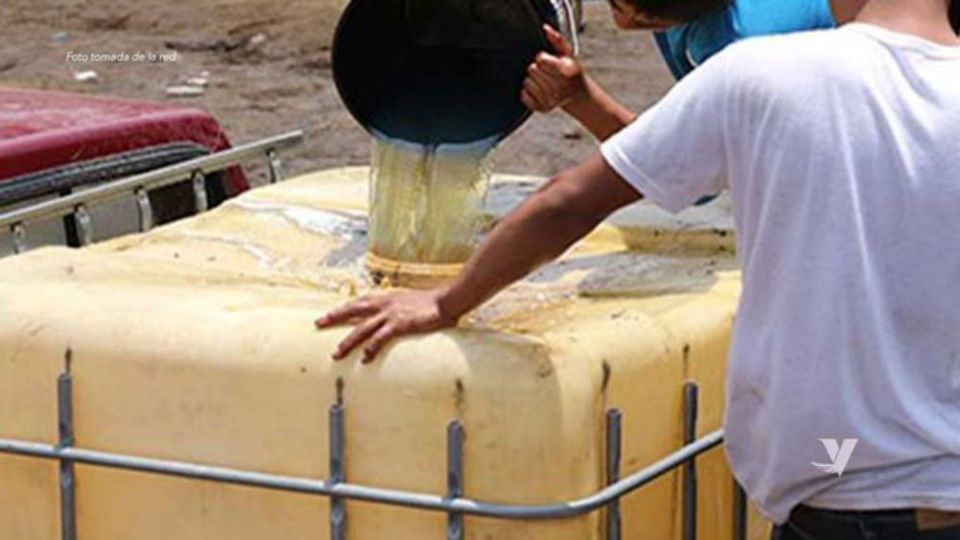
[316,153,641,362]
[561,75,638,141]
[438,152,638,317]
[522,25,638,141]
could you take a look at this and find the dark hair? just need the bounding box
[632,0,732,24]
[952,0,960,34]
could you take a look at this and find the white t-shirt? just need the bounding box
[601,23,960,524]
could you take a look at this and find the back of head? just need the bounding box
[633,0,732,24]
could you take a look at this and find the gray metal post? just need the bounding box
[733,483,748,540]
[267,150,284,184]
[134,188,153,232]
[58,367,77,540]
[605,409,622,540]
[682,382,699,540]
[191,172,208,213]
[73,205,93,246]
[446,421,464,540]
[329,404,346,540]
[11,222,26,254]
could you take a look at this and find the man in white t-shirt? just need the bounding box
[319,0,960,537]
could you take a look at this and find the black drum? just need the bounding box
[332,0,577,146]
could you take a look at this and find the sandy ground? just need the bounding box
[0,0,674,184]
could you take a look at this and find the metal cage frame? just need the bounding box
[0,365,749,540]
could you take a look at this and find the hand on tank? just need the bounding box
[521,25,587,112]
[316,288,460,363]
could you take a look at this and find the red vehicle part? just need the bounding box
[0,89,249,234]
[0,89,247,190]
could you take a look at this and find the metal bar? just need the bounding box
[683,383,699,540]
[11,222,26,254]
[446,421,464,540]
[267,150,284,184]
[59,188,81,248]
[58,368,77,540]
[73,205,93,246]
[0,131,304,229]
[733,482,748,540]
[0,430,724,521]
[605,409,622,540]
[134,188,153,232]
[191,172,208,214]
[559,0,581,55]
[329,404,346,540]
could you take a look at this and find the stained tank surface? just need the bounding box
[0,167,770,539]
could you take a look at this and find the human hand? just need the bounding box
[315,289,460,363]
[521,24,587,112]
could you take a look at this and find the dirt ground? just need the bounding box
[0,0,674,185]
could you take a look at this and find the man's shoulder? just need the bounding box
[725,26,849,57]
[716,28,860,79]
[688,28,872,110]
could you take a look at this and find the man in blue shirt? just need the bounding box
[656,0,836,79]
[522,0,862,140]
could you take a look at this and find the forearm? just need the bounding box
[318,154,640,362]
[437,182,601,320]
[435,152,641,321]
[562,75,638,141]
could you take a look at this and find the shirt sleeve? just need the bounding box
[600,51,732,214]
[654,29,694,80]
[684,7,738,69]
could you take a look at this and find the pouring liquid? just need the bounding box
[366,137,495,286]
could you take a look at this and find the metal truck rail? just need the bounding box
[0,130,304,254]
[0,364,749,540]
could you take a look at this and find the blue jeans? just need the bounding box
[773,506,960,540]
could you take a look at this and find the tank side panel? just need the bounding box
[0,252,597,540]
[548,274,752,540]
[0,310,73,540]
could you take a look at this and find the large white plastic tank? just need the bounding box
[0,167,768,539]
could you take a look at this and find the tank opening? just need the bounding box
[366,135,496,288]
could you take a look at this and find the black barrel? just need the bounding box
[332,0,570,145]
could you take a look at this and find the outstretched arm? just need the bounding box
[522,25,638,141]
[315,153,641,362]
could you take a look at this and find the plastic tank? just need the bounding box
[0,167,769,539]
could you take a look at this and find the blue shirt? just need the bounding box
[655,0,836,80]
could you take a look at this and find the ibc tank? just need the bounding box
[0,167,769,539]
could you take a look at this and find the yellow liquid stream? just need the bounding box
[367,138,494,285]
